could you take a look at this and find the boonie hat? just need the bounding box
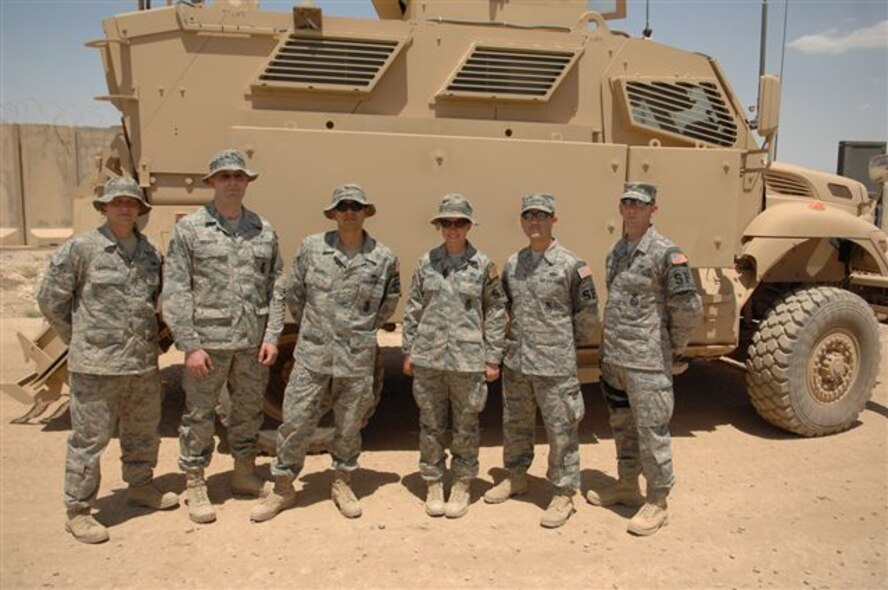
[201,148,259,184]
[93,176,151,215]
[621,182,657,204]
[324,184,377,219]
[521,193,555,215]
[430,193,476,226]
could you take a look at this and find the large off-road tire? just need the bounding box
[746,286,880,436]
[260,329,386,454]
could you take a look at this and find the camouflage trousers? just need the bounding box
[64,370,162,511]
[412,367,487,482]
[600,362,675,500]
[501,367,584,493]
[271,361,375,480]
[178,347,268,472]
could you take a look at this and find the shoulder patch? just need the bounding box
[576,264,593,280]
[670,251,689,266]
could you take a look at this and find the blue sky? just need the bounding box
[1,0,885,173]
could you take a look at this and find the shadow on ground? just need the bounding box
[32,347,832,452]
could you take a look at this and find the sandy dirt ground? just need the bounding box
[0,249,886,590]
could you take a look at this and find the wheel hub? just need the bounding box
[807,331,859,404]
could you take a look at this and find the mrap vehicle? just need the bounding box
[10,0,887,438]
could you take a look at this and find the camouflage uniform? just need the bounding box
[601,215,703,501]
[163,203,285,472]
[403,240,507,482]
[501,232,599,493]
[36,177,164,512]
[271,229,400,480]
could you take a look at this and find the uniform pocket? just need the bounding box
[308,268,334,290]
[91,270,126,287]
[194,243,228,260]
[251,241,273,274]
[83,329,125,350]
[467,380,488,412]
[193,307,232,326]
[559,377,585,423]
[350,330,378,350]
[635,385,674,427]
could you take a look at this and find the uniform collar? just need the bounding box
[518,239,558,270]
[97,223,147,256]
[204,203,263,235]
[323,230,380,269]
[619,225,656,258]
[429,242,477,272]
[324,229,377,255]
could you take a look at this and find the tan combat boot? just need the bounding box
[249,476,297,523]
[540,493,576,528]
[425,480,445,517]
[483,472,528,504]
[331,470,362,518]
[127,482,180,510]
[585,477,644,508]
[627,499,669,536]
[65,508,109,544]
[185,469,216,524]
[231,456,266,498]
[445,480,471,519]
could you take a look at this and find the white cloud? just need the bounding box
[788,20,888,54]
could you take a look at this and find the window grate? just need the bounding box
[256,35,404,93]
[617,78,739,147]
[765,170,814,197]
[439,46,581,101]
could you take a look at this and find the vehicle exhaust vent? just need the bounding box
[764,170,814,197]
[438,45,582,102]
[255,35,406,93]
[616,78,739,147]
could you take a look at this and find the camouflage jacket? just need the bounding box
[36,224,161,375]
[287,231,400,377]
[162,203,285,352]
[402,243,506,372]
[502,240,599,377]
[601,225,703,371]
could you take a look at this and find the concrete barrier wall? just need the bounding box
[0,125,24,246]
[0,124,118,247]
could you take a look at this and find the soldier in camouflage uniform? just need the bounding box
[402,194,506,519]
[37,177,179,544]
[588,182,703,536]
[162,149,285,524]
[483,193,599,528]
[251,184,400,523]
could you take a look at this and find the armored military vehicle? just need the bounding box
[11,0,887,438]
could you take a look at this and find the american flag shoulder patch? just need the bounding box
[670,252,689,265]
[576,264,593,279]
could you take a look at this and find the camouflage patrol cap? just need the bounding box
[201,149,259,184]
[324,183,377,219]
[520,193,555,215]
[430,193,476,225]
[92,176,151,215]
[621,182,657,204]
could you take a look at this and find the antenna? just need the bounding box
[774,0,790,159]
[642,0,652,38]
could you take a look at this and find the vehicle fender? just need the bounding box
[741,203,888,279]
[744,201,876,239]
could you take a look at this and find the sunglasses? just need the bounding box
[335,200,366,212]
[438,219,471,229]
[521,210,552,221]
